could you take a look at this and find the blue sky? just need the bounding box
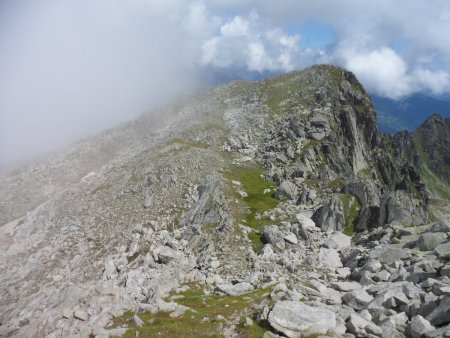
[1,0,450,166]
[295,21,335,50]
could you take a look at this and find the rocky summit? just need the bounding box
[0,64,449,338]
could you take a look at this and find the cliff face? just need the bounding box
[414,114,450,184]
[0,65,449,338]
[225,65,429,232]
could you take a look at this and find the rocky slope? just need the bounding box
[0,65,449,338]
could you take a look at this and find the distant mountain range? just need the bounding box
[372,93,450,133]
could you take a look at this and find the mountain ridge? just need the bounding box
[0,65,449,338]
[373,93,450,133]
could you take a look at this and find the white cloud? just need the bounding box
[247,41,270,72]
[413,68,450,95]
[337,47,413,99]
[220,16,250,37]
[336,46,450,98]
[200,13,308,72]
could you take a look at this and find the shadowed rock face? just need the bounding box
[248,65,431,230]
[414,114,450,184]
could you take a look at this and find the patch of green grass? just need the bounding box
[248,231,265,253]
[92,182,113,194]
[339,193,361,236]
[236,319,272,338]
[262,76,312,116]
[224,164,280,250]
[413,133,450,200]
[327,178,344,192]
[109,286,272,338]
[420,162,450,200]
[169,138,209,149]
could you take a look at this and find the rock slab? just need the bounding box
[268,300,336,337]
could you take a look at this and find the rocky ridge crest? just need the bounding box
[0,65,449,337]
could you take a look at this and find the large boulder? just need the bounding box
[181,174,232,233]
[368,245,411,265]
[319,248,343,269]
[325,232,351,250]
[342,289,373,310]
[434,241,450,259]
[216,282,254,296]
[263,225,286,251]
[296,213,315,228]
[417,232,447,251]
[379,190,427,226]
[268,301,336,337]
[331,281,362,292]
[154,246,181,264]
[312,195,345,232]
[408,315,434,338]
[425,296,450,326]
[346,313,383,336]
[275,181,297,200]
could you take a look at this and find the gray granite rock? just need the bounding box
[264,225,286,251]
[216,282,254,296]
[268,301,336,337]
[409,315,434,338]
[435,241,450,259]
[342,289,373,310]
[417,232,447,251]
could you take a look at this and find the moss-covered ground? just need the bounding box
[339,193,361,236]
[169,138,209,149]
[109,286,272,338]
[224,163,280,251]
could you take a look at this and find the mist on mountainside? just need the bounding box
[0,1,201,172]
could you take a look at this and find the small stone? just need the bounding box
[403,282,422,299]
[359,309,372,321]
[133,314,144,327]
[62,308,73,319]
[336,267,351,278]
[263,331,282,338]
[372,269,390,282]
[284,233,298,244]
[210,259,220,269]
[330,281,362,292]
[74,309,88,321]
